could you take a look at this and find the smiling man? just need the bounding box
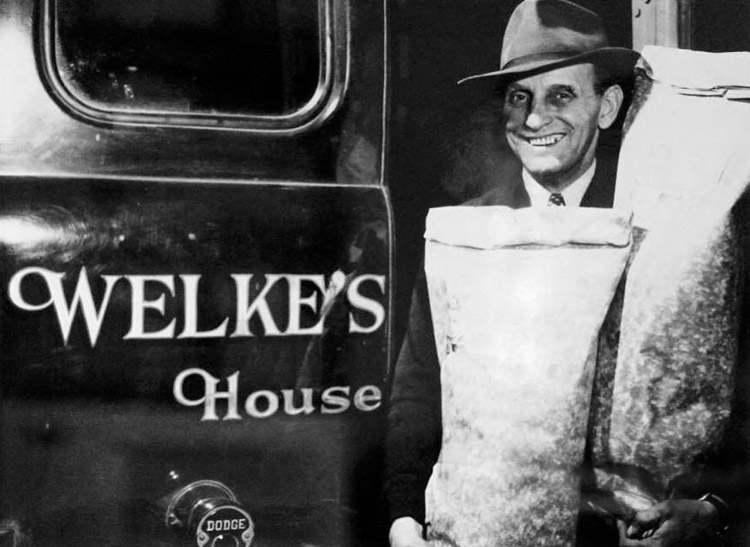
[455,0,635,210]
[502,63,622,197]
[384,1,732,547]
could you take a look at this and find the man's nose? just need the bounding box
[524,100,551,130]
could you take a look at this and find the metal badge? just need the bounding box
[162,479,254,547]
[193,501,254,547]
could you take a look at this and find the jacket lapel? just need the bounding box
[580,156,617,208]
[466,170,530,207]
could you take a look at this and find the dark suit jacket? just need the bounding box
[383,157,618,526]
[465,158,617,209]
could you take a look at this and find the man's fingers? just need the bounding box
[626,523,655,540]
[625,505,667,539]
[389,517,428,547]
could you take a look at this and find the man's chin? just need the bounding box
[522,161,565,180]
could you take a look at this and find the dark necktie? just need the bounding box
[548,193,566,206]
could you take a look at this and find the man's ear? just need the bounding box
[598,84,624,130]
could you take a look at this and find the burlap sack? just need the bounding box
[590,46,750,506]
[424,206,632,547]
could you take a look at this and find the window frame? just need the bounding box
[39,0,348,134]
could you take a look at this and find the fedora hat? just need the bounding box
[459,0,640,85]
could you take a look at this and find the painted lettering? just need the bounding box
[178,274,229,338]
[285,274,326,335]
[321,386,351,414]
[7,268,387,346]
[173,369,380,420]
[231,274,284,337]
[281,388,315,416]
[124,275,176,340]
[244,390,279,419]
[347,274,386,334]
[173,368,241,421]
[353,385,382,411]
[8,266,120,345]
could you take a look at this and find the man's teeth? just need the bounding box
[527,135,563,146]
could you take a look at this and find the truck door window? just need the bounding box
[44,0,336,129]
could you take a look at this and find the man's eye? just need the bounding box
[506,92,529,106]
[551,91,574,104]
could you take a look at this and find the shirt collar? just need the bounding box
[521,160,597,207]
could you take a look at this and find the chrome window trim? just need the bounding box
[40,0,349,134]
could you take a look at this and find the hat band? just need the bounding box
[502,50,590,71]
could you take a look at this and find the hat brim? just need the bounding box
[458,47,641,85]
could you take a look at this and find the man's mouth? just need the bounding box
[523,133,565,147]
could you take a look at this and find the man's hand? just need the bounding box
[618,499,721,547]
[389,517,429,547]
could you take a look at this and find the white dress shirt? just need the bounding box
[522,160,597,207]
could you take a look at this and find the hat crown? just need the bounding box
[457,0,639,86]
[501,0,609,70]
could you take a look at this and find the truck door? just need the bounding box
[0,1,389,546]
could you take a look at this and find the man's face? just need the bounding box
[503,63,620,190]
